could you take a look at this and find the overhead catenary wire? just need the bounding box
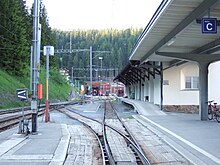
[0,35,21,45]
[0,11,24,37]
[0,11,19,24]
[0,13,30,50]
[0,47,14,50]
[0,24,24,42]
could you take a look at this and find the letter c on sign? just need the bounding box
[206,23,213,31]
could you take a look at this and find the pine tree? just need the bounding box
[0,0,30,76]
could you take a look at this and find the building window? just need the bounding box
[163,80,169,85]
[185,76,199,89]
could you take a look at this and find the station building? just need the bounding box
[114,0,220,120]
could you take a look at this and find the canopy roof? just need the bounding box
[115,0,220,84]
[129,0,220,64]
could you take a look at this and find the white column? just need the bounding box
[149,79,154,103]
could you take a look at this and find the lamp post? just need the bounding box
[99,57,103,95]
[90,46,93,95]
[99,57,103,74]
[71,67,73,85]
[43,46,54,122]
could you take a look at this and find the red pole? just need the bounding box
[45,100,49,122]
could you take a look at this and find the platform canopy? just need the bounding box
[114,0,220,121]
[129,0,220,67]
[114,0,220,84]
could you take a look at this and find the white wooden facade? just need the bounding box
[163,62,199,105]
[125,61,220,106]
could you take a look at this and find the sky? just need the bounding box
[27,0,162,31]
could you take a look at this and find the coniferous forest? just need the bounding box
[0,0,142,82]
[54,28,142,81]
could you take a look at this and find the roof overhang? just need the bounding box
[113,61,162,85]
[129,0,220,65]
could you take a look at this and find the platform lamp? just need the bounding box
[99,56,103,95]
[43,46,54,122]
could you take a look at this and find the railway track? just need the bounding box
[0,101,77,133]
[59,99,152,165]
[0,98,193,164]
[0,108,45,132]
[104,100,151,165]
[58,106,104,164]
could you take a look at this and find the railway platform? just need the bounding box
[119,98,220,165]
[0,99,220,164]
[0,122,69,165]
[0,102,101,165]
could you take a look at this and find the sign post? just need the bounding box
[43,46,54,122]
[16,89,28,134]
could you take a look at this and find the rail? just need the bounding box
[58,107,106,165]
[62,100,152,164]
[106,100,152,165]
[0,101,77,132]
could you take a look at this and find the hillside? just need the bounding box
[0,1,143,109]
[0,69,72,109]
[53,28,142,81]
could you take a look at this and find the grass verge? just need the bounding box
[0,68,72,109]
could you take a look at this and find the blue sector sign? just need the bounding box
[202,18,217,34]
[16,89,28,101]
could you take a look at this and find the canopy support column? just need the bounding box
[199,62,209,120]
[156,51,220,120]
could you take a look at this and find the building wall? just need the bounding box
[123,61,220,108]
[163,62,199,105]
[208,61,220,102]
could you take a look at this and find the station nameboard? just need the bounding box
[202,18,217,34]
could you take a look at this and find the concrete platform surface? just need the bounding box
[119,98,220,165]
[0,122,69,165]
[120,98,166,116]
